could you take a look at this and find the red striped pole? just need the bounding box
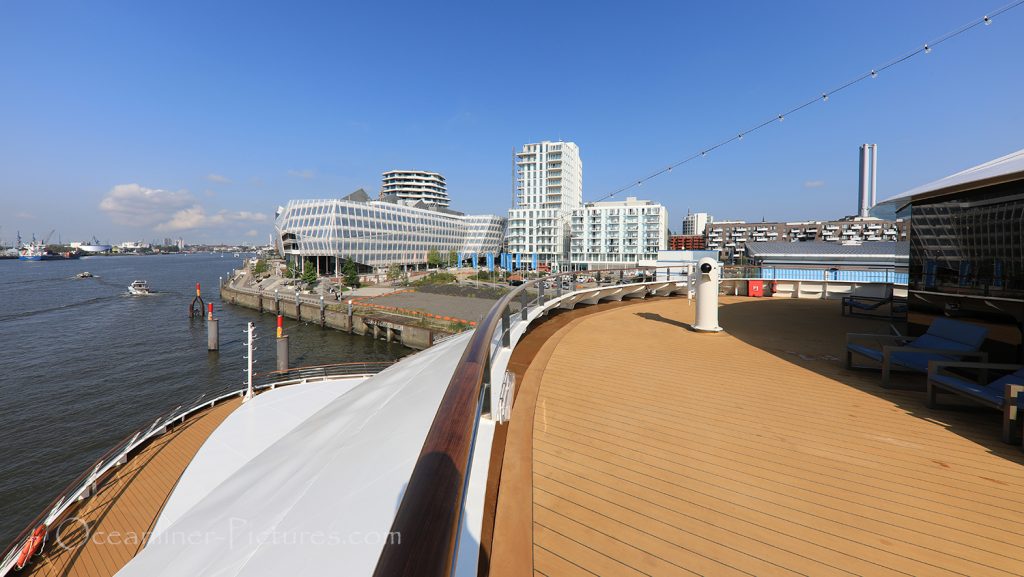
[196,282,201,297]
[207,302,213,321]
[277,315,283,339]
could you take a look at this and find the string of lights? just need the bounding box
[591,0,1024,205]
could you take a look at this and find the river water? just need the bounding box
[0,254,411,547]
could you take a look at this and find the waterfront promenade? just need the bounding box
[490,297,1024,576]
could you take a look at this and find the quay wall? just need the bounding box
[219,284,436,350]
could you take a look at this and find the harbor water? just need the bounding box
[0,254,412,547]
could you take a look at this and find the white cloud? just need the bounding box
[99,184,194,226]
[155,205,269,232]
[233,211,268,223]
[101,183,267,234]
[804,180,826,189]
[288,169,315,180]
[244,229,259,237]
[206,173,231,184]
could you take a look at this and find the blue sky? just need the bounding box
[1,1,1022,244]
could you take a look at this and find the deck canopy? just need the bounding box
[884,148,1024,208]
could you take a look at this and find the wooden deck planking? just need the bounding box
[491,297,1024,577]
[535,393,1024,529]
[533,408,1021,559]
[22,397,241,577]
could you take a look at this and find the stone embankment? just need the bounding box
[220,281,447,350]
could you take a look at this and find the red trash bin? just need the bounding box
[748,280,764,297]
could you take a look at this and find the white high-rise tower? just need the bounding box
[505,141,583,270]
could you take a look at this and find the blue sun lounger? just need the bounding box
[927,361,1024,443]
[845,317,989,387]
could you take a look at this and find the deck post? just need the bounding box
[502,305,511,348]
[520,290,528,321]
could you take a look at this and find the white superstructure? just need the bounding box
[380,170,449,207]
[506,141,583,270]
[569,197,668,269]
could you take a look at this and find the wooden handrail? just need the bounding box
[372,278,518,577]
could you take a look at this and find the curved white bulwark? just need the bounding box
[116,333,472,577]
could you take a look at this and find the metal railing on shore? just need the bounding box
[0,361,394,577]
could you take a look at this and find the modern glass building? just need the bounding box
[885,148,1024,362]
[274,189,505,274]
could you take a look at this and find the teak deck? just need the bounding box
[22,397,241,577]
[491,297,1024,577]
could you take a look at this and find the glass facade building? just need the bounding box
[274,190,505,272]
[896,150,1024,362]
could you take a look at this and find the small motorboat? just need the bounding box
[127,280,153,295]
[76,271,94,278]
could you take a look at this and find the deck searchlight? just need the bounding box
[693,257,723,332]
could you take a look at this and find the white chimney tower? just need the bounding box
[858,144,878,218]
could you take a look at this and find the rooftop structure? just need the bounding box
[745,240,908,267]
[885,147,1024,206]
[380,170,449,207]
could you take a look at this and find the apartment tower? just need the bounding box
[506,141,583,270]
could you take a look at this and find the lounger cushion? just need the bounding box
[848,319,989,373]
[990,369,1024,391]
[889,334,975,371]
[928,317,989,350]
[930,373,1004,406]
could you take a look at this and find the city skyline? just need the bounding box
[2,1,1023,244]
